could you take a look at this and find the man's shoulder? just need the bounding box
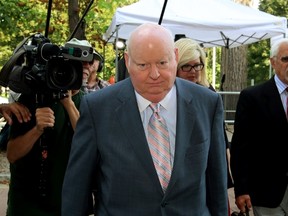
[241,78,274,95]
[99,79,111,88]
[175,78,220,105]
[176,77,208,89]
[85,78,132,102]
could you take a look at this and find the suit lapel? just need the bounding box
[114,79,200,195]
[265,78,288,125]
[166,79,196,193]
[114,79,163,193]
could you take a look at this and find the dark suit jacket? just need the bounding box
[62,78,228,216]
[231,76,288,208]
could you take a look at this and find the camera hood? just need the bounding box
[0,35,34,87]
[8,65,32,94]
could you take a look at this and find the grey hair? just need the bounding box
[270,38,288,58]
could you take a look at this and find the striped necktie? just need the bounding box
[147,103,171,192]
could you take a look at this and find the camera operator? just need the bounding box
[83,57,110,93]
[5,87,84,215]
[67,38,110,93]
[7,42,84,216]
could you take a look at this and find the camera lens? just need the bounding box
[46,57,82,90]
[50,64,77,87]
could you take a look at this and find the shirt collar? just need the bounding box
[135,85,176,112]
[274,74,288,94]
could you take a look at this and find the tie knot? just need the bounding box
[150,103,160,113]
[286,87,288,92]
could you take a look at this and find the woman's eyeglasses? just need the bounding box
[180,63,204,72]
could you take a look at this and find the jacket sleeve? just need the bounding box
[62,96,98,216]
[206,93,229,216]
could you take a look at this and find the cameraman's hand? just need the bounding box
[60,90,80,131]
[60,90,75,105]
[235,194,252,213]
[7,107,54,164]
[35,107,55,132]
[0,102,31,125]
[60,90,79,109]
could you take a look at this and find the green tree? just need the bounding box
[0,0,137,83]
[0,0,47,65]
[247,0,288,85]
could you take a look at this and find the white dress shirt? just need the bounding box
[135,85,177,166]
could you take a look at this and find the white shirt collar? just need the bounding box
[274,74,288,94]
[135,85,176,112]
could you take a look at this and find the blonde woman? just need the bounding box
[175,37,233,215]
[175,38,211,88]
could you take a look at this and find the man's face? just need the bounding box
[82,60,99,81]
[82,61,93,81]
[270,43,288,85]
[125,40,178,103]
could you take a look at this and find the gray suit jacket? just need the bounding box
[62,78,228,216]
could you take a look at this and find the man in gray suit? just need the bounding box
[62,23,228,216]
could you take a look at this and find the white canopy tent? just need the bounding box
[103,0,287,49]
[103,0,287,83]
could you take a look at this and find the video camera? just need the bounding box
[0,33,93,102]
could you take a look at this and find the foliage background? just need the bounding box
[0,0,287,90]
[0,0,137,83]
[246,0,288,85]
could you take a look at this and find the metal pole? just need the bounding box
[44,0,53,38]
[212,47,216,89]
[158,0,168,25]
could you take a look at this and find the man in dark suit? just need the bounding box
[62,23,228,216]
[230,38,288,216]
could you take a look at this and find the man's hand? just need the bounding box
[35,107,55,133]
[6,107,54,164]
[0,102,31,125]
[60,90,79,108]
[60,90,80,130]
[235,194,252,213]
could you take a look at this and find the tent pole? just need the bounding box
[212,47,216,89]
[158,0,168,25]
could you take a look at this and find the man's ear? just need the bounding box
[124,52,129,68]
[269,57,275,69]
